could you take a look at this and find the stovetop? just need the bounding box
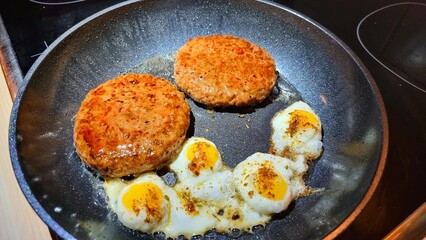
[0,0,425,239]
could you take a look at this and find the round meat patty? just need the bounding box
[74,73,190,178]
[174,35,277,107]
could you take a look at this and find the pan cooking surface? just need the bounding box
[9,0,387,239]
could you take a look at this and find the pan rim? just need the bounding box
[8,0,389,239]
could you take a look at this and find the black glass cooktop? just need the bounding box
[1,0,425,239]
[0,0,126,75]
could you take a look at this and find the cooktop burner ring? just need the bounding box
[356,2,426,94]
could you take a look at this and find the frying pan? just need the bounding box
[9,0,388,239]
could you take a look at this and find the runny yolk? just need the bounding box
[186,141,219,176]
[255,161,287,200]
[287,110,319,137]
[122,182,163,221]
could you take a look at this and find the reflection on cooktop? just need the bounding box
[357,2,426,93]
[28,0,86,5]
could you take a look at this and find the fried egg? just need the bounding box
[233,152,307,215]
[169,137,234,201]
[270,101,323,160]
[170,137,222,180]
[164,137,230,235]
[104,174,169,232]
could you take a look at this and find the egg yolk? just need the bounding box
[186,141,219,176]
[287,110,319,137]
[122,182,164,221]
[255,161,287,200]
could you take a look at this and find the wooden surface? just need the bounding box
[384,202,426,239]
[0,66,51,239]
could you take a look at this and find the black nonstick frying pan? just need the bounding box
[9,0,388,239]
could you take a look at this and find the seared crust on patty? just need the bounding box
[174,35,277,107]
[73,74,190,178]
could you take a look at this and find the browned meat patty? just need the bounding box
[73,73,190,178]
[174,35,277,107]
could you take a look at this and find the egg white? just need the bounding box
[213,195,271,233]
[161,187,217,238]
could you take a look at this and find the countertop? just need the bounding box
[0,66,51,239]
